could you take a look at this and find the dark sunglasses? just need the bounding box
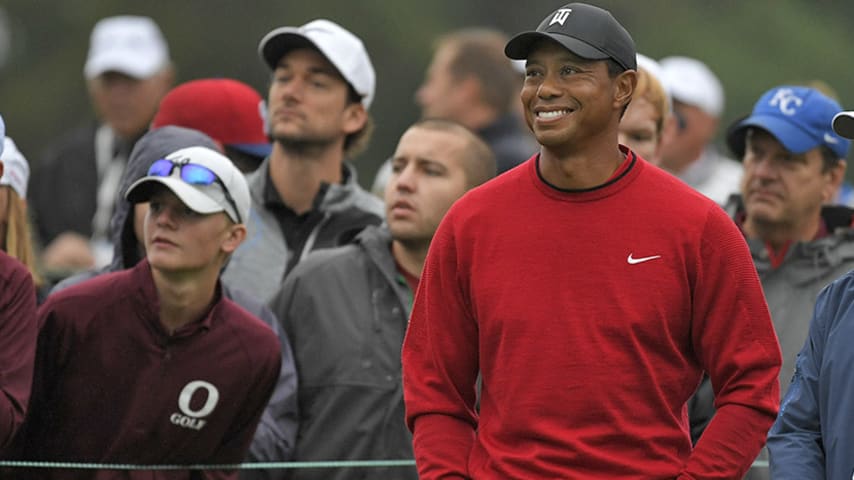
[147,158,242,224]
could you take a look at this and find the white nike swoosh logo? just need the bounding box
[824,133,839,144]
[627,253,662,265]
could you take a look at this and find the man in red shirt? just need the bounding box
[401,3,782,479]
[6,146,281,479]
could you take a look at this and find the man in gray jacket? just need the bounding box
[269,119,495,480]
[689,85,853,479]
[222,19,384,303]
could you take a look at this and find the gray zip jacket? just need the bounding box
[270,225,418,480]
[222,157,384,304]
[689,196,854,480]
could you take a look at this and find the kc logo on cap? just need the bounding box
[768,88,804,116]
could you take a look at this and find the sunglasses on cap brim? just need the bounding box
[147,158,242,224]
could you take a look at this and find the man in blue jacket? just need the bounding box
[766,109,854,479]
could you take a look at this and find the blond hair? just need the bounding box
[3,188,44,288]
[633,68,670,135]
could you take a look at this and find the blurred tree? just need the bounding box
[1,0,854,188]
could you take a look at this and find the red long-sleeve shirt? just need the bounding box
[0,251,36,449]
[402,152,782,479]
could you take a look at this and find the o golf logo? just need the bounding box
[769,88,803,116]
[549,8,572,26]
[170,380,220,431]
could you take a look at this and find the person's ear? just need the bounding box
[823,159,847,204]
[342,102,368,135]
[614,69,637,110]
[221,223,247,255]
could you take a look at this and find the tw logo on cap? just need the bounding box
[769,88,804,116]
[549,8,573,26]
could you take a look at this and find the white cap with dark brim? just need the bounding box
[258,19,375,109]
[125,146,250,224]
[84,16,170,80]
[1,137,31,198]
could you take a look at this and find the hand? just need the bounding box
[41,232,96,275]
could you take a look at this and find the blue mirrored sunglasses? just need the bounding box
[147,158,242,224]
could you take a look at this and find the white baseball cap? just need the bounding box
[0,137,30,198]
[258,19,376,109]
[637,54,667,96]
[84,15,170,80]
[125,146,251,224]
[659,56,724,118]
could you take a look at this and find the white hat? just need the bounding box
[0,137,30,198]
[258,19,376,109]
[659,56,724,117]
[636,54,667,96]
[636,53,672,112]
[125,146,250,224]
[84,15,170,80]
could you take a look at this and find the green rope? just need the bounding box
[0,459,769,470]
[0,459,416,470]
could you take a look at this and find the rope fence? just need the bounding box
[0,458,768,471]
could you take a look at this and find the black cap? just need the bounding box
[505,3,636,71]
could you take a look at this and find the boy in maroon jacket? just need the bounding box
[6,146,281,479]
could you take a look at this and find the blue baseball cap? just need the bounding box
[727,86,850,160]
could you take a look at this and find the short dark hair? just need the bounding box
[342,70,373,157]
[819,145,843,173]
[745,128,843,172]
[411,118,496,188]
[605,58,624,78]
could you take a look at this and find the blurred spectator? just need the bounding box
[30,15,174,278]
[0,112,37,452]
[151,78,272,173]
[766,108,854,478]
[372,27,535,197]
[272,118,494,480]
[415,27,536,174]
[222,19,384,304]
[618,54,671,164]
[1,136,48,301]
[659,55,742,204]
[795,79,854,208]
[689,85,852,479]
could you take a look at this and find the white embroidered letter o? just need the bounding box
[178,380,220,418]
